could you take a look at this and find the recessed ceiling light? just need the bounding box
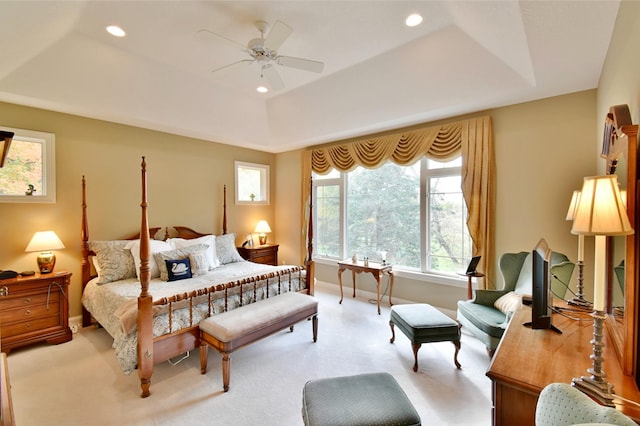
[106,25,126,37]
[256,86,268,93]
[405,13,423,27]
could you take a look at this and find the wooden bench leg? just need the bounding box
[453,340,462,369]
[200,343,208,374]
[222,353,231,392]
[412,343,421,372]
[389,320,396,343]
[312,315,318,342]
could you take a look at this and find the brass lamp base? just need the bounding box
[37,251,56,274]
[258,235,267,245]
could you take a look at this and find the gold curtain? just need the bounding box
[301,115,495,289]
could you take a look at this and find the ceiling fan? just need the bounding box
[198,20,324,91]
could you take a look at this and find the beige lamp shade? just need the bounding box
[254,220,272,245]
[571,175,633,237]
[570,175,634,312]
[565,190,581,221]
[25,231,65,273]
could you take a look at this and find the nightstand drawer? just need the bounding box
[0,292,56,310]
[1,314,61,338]
[237,244,279,266]
[0,300,60,324]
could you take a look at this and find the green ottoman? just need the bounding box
[302,372,421,426]
[389,304,461,372]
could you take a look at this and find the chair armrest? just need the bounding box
[473,289,509,306]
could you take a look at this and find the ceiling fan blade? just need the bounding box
[197,29,247,52]
[211,59,254,74]
[262,64,285,91]
[277,56,324,73]
[264,20,293,51]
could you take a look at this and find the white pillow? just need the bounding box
[125,239,174,280]
[169,235,219,269]
[494,291,523,315]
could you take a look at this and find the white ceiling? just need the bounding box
[0,1,620,153]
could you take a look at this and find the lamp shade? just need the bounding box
[25,231,65,252]
[565,190,581,221]
[571,175,633,236]
[254,220,272,234]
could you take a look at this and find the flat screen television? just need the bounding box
[523,238,562,334]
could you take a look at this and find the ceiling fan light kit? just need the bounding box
[200,19,324,91]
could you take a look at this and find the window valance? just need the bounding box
[302,115,495,289]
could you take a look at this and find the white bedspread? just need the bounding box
[82,261,306,374]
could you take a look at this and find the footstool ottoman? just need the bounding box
[301,372,421,426]
[389,304,461,372]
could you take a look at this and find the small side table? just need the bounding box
[236,244,279,266]
[337,260,394,315]
[457,272,484,299]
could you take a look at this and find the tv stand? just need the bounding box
[522,321,562,334]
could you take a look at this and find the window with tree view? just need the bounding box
[0,127,56,203]
[313,156,472,276]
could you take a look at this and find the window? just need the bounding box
[0,127,56,203]
[313,156,472,276]
[235,161,269,205]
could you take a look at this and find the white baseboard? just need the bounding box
[69,315,82,333]
[315,280,457,318]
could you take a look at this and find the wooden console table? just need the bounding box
[337,259,393,315]
[487,305,640,425]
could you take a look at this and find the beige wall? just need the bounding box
[0,102,276,317]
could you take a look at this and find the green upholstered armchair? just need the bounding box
[457,250,574,356]
[535,383,636,426]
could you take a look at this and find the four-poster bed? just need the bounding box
[80,157,315,397]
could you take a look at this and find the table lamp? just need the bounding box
[570,175,633,406]
[254,220,272,245]
[25,230,65,273]
[565,190,590,308]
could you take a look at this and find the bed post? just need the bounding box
[137,157,153,398]
[306,176,315,295]
[81,176,92,327]
[223,184,227,235]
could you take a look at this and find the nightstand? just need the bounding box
[0,271,72,353]
[237,244,279,266]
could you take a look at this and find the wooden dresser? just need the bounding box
[487,305,640,425]
[0,271,72,354]
[237,244,279,266]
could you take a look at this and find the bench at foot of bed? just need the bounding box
[199,291,319,391]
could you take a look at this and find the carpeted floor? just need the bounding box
[6,281,492,425]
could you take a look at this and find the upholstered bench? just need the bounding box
[389,304,461,372]
[199,291,318,391]
[301,372,421,426]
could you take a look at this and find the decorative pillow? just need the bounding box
[494,291,523,315]
[124,239,174,280]
[153,244,209,281]
[215,233,245,265]
[165,258,192,282]
[169,235,220,269]
[88,240,136,284]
